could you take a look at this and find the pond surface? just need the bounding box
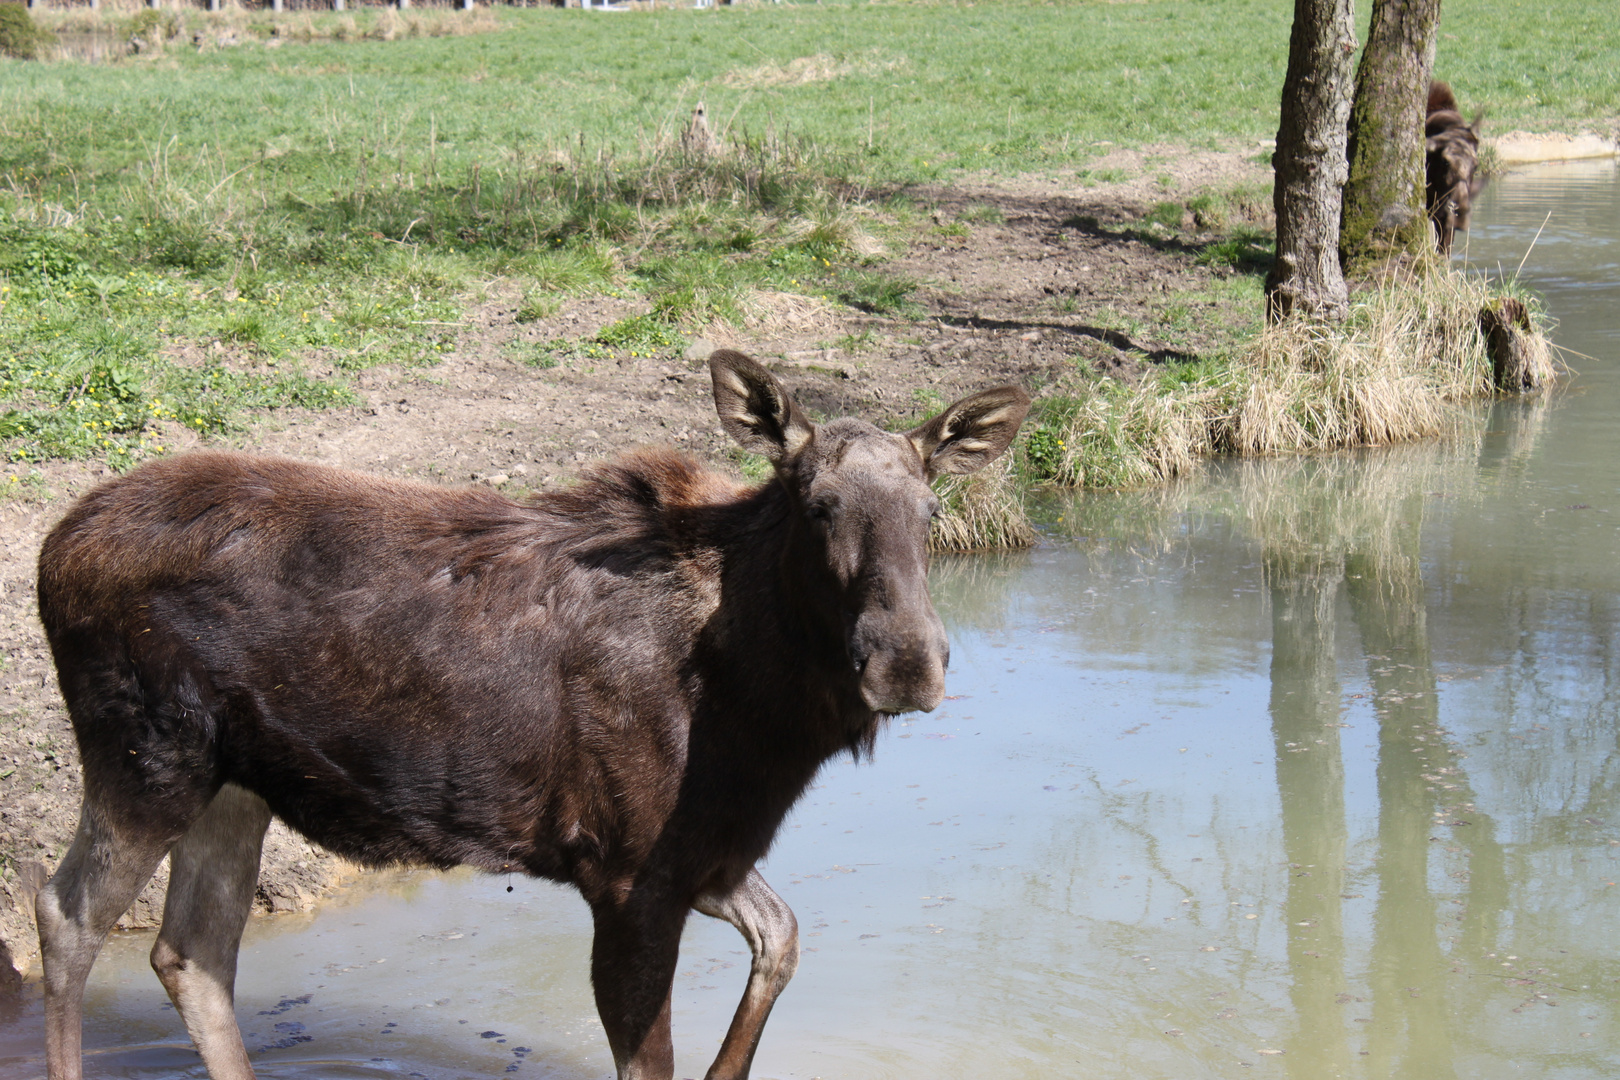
[2,161,1617,1079]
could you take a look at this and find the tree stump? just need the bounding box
[1479,298,1551,392]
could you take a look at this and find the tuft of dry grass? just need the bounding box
[931,454,1037,552]
[780,198,888,259]
[1034,380,1201,490]
[722,51,909,91]
[732,289,839,337]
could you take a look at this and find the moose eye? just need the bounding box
[807,502,832,523]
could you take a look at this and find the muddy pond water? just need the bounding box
[3,161,1618,1079]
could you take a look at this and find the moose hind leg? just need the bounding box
[692,869,800,1080]
[150,783,273,1080]
[37,805,181,1080]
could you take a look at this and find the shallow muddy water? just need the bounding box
[2,161,1617,1079]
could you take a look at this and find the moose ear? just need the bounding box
[907,385,1031,480]
[710,350,816,464]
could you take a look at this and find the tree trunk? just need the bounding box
[1340,0,1443,268]
[1265,0,1358,324]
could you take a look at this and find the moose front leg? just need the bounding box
[589,893,688,1080]
[692,869,800,1080]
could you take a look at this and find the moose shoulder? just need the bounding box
[34,350,1029,1080]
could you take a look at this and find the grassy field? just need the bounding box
[1,0,1612,476]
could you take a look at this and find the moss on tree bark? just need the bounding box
[1340,0,1442,268]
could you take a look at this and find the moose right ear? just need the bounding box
[710,350,816,464]
[906,385,1031,480]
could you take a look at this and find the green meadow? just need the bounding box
[1,0,1615,474]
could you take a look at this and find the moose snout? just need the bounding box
[851,612,950,715]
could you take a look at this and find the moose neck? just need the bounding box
[702,476,878,760]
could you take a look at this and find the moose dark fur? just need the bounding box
[1426,81,1487,255]
[33,350,1029,1080]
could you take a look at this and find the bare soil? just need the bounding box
[0,150,1269,982]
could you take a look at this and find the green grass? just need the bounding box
[592,313,687,357]
[2,0,1609,474]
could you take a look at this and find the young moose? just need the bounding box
[1425,81,1487,255]
[35,350,1029,1080]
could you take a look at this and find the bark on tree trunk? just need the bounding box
[1265,0,1359,324]
[1340,0,1443,268]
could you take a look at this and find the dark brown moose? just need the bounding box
[1426,81,1487,255]
[34,350,1029,1080]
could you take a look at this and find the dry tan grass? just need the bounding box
[780,201,888,259]
[722,51,908,91]
[1030,377,1203,490]
[931,453,1037,552]
[728,289,840,339]
[35,2,501,45]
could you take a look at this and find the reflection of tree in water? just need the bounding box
[1476,393,1553,480]
[1267,548,1350,1079]
[1243,441,1515,1078]
[1038,483,1203,561]
[1020,396,1619,1070]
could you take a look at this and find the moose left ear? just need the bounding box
[907,386,1031,480]
[711,349,816,464]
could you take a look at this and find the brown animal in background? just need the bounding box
[33,350,1028,1080]
[1426,81,1487,254]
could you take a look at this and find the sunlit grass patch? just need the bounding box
[1023,375,1201,490]
[835,269,919,316]
[639,254,757,328]
[506,245,621,298]
[593,313,686,358]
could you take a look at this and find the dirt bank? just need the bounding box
[0,149,1270,980]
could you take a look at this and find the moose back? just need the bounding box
[33,350,1029,1080]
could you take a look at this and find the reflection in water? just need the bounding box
[1249,452,1466,1079]
[1257,458,1498,1080]
[1347,553,1461,1080]
[930,547,1033,632]
[1266,549,1349,1079]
